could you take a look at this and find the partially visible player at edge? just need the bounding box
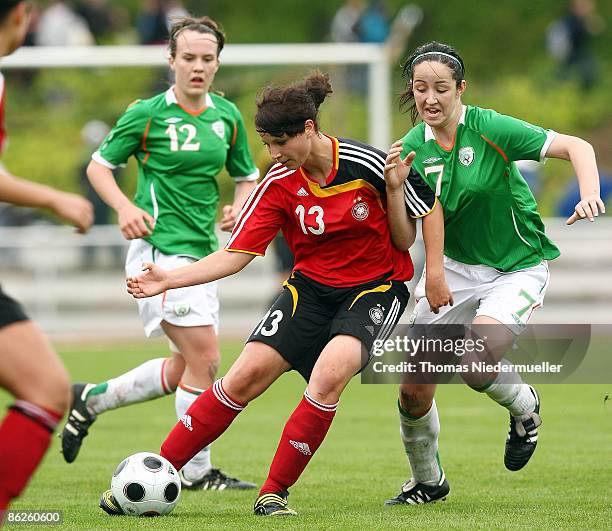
[121,71,448,516]
[383,41,605,506]
[59,16,259,495]
[0,0,93,517]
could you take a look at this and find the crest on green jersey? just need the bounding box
[459,146,475,166]
[212,120,225,140]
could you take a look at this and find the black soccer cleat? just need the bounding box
[99,489,123,516]
[385,471,450,505]
[505,385,542,471]
[61,383,97,463]
[178,467,256,490]
[253,490,297,516]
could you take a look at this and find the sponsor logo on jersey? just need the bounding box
[174,303,190,317]
[423,156,442,164]
[212,120,225,139]
[458,146,475,166]
[369,304,385,325]
[352,201,369,221]
[165,117,182,124]
[180,414,193,431]
[297,187,309,196]
[289,440,312,455]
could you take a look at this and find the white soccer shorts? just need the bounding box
[125,239,219,338]
[411,255,550,335]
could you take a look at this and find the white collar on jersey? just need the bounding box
[165,87,215,109]
[424,104,466,142]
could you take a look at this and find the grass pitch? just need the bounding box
[2,339,610,530]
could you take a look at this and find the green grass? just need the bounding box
[2,340,611,530]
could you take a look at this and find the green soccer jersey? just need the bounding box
[93,88,258,258]
[401,105,561,272]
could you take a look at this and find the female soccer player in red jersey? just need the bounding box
[0,0,93,515]
[383,41,605,506]
[119,71,445,517]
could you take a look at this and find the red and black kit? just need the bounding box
[227,136,436,379]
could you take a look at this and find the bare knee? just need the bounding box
[47,368,71,413]
[399,384,435,417]
[223,363,268,403]
[19,365,71,414]
[307,376,343,405]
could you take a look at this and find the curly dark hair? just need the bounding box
[255,71,333,137]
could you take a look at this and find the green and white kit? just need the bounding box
[402,105,558,329]
[94,87,258,335]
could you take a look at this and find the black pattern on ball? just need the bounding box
[124,482,146,502]
[143,456,163,471]
[113,459,128,477]
[164,482,179,502]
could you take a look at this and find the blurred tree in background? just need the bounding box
[1,0,610,220]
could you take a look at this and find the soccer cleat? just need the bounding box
[253,491,297,516]
[61,383,97,463]
[505,385,542,471]
[178,467,256,490]
[385,471,450,505]
[99,489,123,516]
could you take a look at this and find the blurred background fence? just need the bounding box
[0,219,608,341]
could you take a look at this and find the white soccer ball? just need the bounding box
[110,452,181,517]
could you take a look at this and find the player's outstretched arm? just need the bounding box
[545,134,606,224]
[0,166,93,233]
[422,202,453,314]
[87,160,155,239]
[385,141,417,250]
[127,249,255,298]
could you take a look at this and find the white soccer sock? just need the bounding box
[476,360,536,416]
[399,399,442,486]
[86,357,171,415]
[176,384,212,481]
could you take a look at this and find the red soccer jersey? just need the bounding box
[0,72,6,155]
[226,136,436,288]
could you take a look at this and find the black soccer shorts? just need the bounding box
[0,285,30,329]
[247,271,409,381]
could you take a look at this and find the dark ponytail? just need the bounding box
[255,70,333,137]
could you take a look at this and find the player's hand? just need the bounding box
[126,262,169,298]
[219,204,237,232]
[49,192,94,234]
[385,141,415,191]
[566,194,606,225]
[425,274,454,314]
[117,202,155,240]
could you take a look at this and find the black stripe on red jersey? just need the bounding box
[336,138,435,217]
[404,168,436,218]
[335,138,387,193]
